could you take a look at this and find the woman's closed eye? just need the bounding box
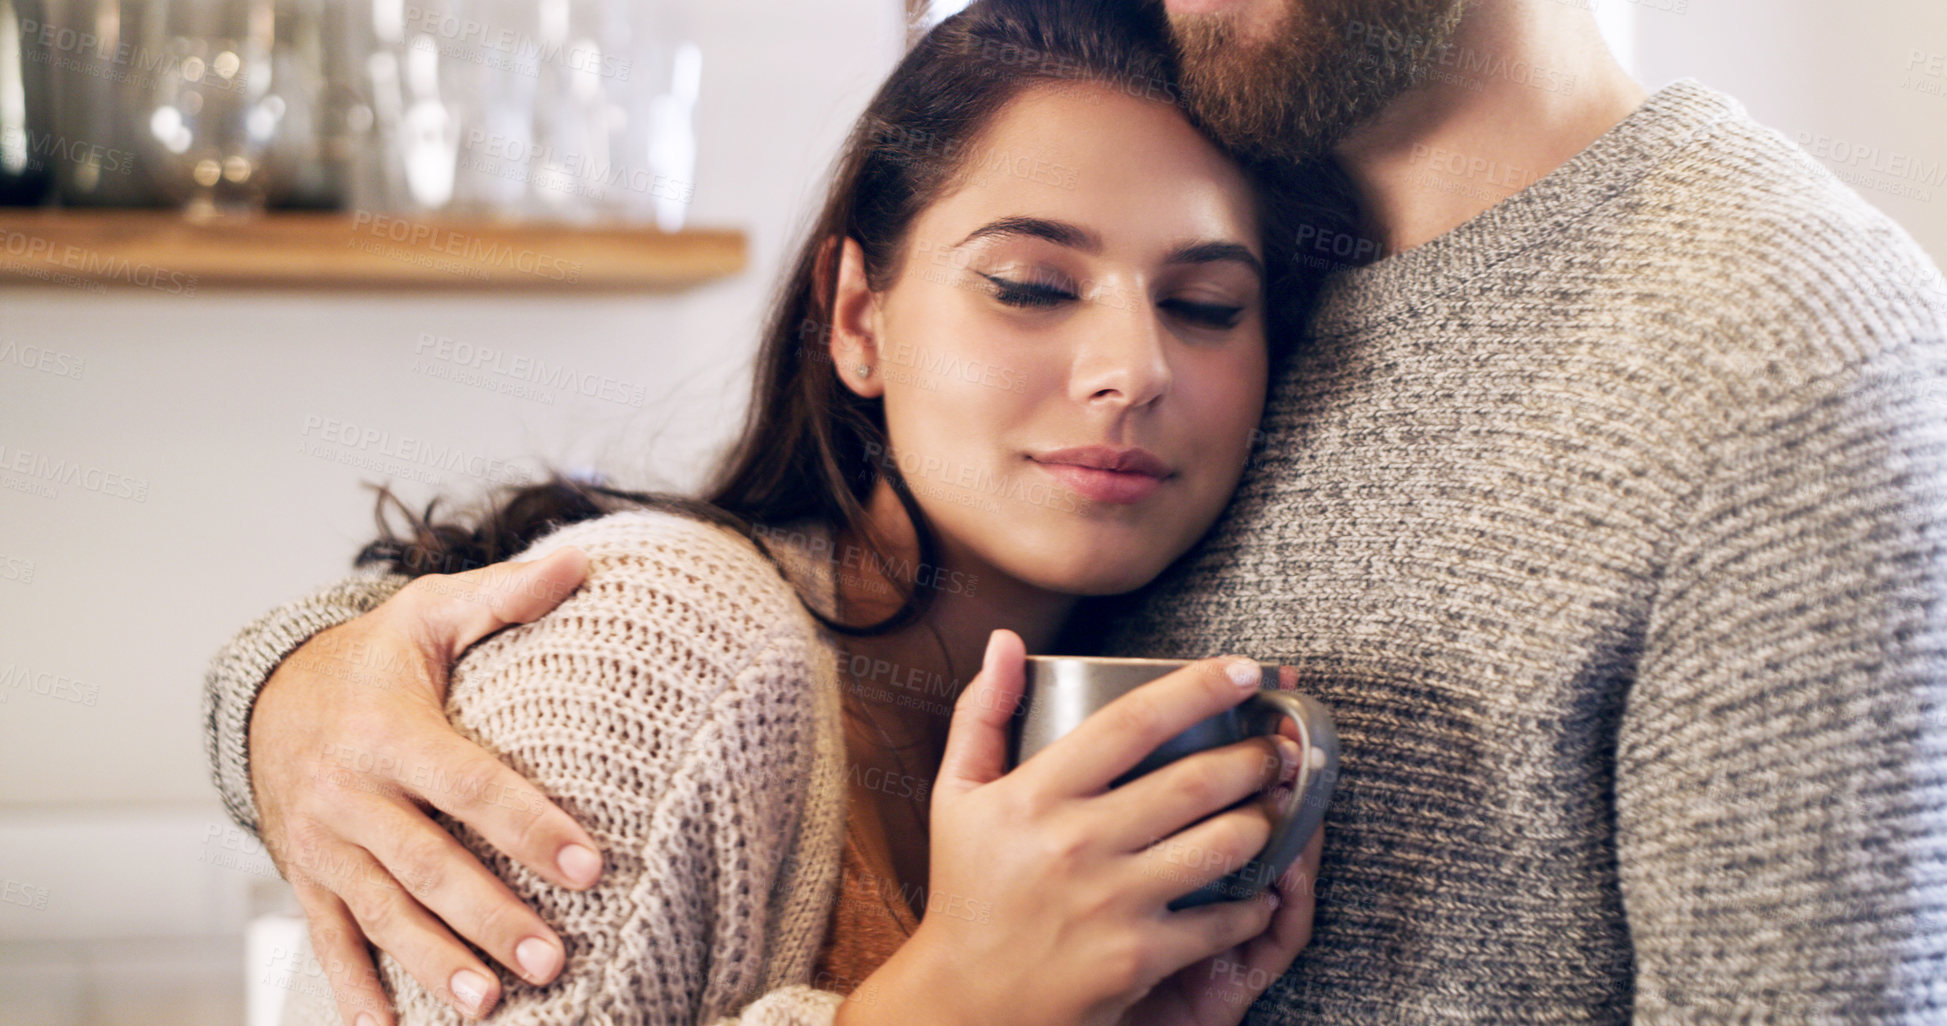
[1158,297,1246,330]
[981,272,1076,309]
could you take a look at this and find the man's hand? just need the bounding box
[249,548,600,1025]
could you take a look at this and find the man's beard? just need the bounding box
[1169,0,1471,163]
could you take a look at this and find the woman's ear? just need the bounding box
[829,236,886,400]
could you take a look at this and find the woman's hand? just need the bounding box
[1119,666,1326,1026]
[1118,825,1324,1025]
[248,549,604,1025]
[841,630,1312,1026]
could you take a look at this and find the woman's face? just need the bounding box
[832,81,1270,597]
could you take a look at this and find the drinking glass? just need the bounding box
[0,0,54,205]
[41,0,159,207]
[343,0,471,214]
[136,0,278,219]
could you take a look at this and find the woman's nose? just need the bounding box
[1069,290,1172,410]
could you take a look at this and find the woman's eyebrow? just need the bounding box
[951,219,1263,283]
[1166,241,1264,283]
[952,216,1102,253]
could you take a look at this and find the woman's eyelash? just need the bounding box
[1160,298,1246,329]
[978,273,1245,328]
[981,273,1075,308]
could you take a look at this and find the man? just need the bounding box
[207,0,1947,1022]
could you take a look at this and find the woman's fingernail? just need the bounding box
[557,843,602,887]
[516,937,563,983]
[1266,888,1282,910]
[355,1014,379,1026]
[450,969,491,1015]
[1227,658,1261,687]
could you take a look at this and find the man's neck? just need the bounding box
[1332,0,1648,257]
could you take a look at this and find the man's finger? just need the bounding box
[331,845,505,1020]
[293,882,395,1026]
[401,546,590,657]
[351,799,568,987]
[404,730,603,891]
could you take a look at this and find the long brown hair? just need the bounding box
[360,0,1362,644]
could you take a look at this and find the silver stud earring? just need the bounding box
[857,365,873,378]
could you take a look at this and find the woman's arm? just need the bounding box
[308,511,849,1025]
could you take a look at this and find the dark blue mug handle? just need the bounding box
[1167,688,1339,910]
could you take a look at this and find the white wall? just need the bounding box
[1626,0,1947,266]
[0,2,904,1022]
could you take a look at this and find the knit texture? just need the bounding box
[205,79,1947,1023]
[264,511,851,1025]
[1099,80,1947,1022]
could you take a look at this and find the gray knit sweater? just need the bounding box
[1098,80,1947,1022]
[205,80,1947,1022]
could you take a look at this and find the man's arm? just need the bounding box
[201,549,606,1023]
[203,566,408,833]
[1618,340,1947,1019]
[273,512,851,1025]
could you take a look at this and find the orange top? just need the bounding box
[811,792,923,996]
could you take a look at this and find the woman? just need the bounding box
[244,1,1354,1023]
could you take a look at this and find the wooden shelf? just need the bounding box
[0,210,747,291]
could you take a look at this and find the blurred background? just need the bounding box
[1,0,1943,1023]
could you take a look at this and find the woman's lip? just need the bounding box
[1031,460,1167,504]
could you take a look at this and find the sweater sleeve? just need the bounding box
[202,565,411,835]
[291,512,850,1026]
[1617,345,1947,1020]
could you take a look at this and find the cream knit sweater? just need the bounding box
[271,511,852,1025]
